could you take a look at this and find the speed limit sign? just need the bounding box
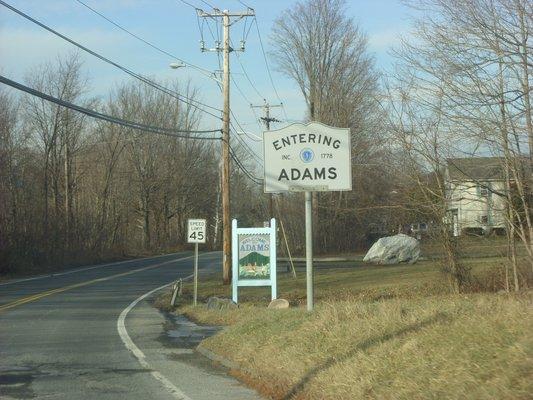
[187,218,206,307]
[187,219,206,244]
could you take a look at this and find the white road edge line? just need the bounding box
[117,252,218,400]
[117,279,192,400]
[0,252,184,286]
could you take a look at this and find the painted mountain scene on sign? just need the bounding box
[239,251,270,279]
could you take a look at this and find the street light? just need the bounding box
[169,62,186,69]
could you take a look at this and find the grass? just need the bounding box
[188,293,532,400]
[169,256,508,312]
[158,252,532,400]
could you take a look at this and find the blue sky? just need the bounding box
[0,0,414,151]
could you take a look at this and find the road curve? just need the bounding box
[0,252,262,400]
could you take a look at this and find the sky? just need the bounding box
[0,0,415,155]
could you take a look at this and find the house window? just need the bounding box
[480,215,488,224]
[478,183,491,198]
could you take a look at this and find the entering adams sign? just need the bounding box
[263,122,351,193]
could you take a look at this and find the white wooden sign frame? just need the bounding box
[232,218,277,303]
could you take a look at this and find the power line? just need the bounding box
[231,40,263,100]
[228,142,262,184]
[73,0,217,82]
[235,0,253,10]
[230,74,263,132]
[196,9,262,164]
[253,17,290,121]
[230,118,263,164]
[235,129,262,142]
[0,75,221,140]
[197,0,217,10]
[176,0,201,11]
[216,75,262,161]
[225,50,265,153]
[231,74,252,105]
[0,0,222,119]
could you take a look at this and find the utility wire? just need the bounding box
[228,142,262,184]
[73,0,217,81]
[197,40,261,162]
[225,73,262,163]
[197,0,217,11]
[253,17,289,121]
[0,75,221,139]
[176,0,201,11]
[225,43,265,157]
[230,74,263,132]
[230,119,263,164]
[236,0,253,9]
[176,0,263,170]
[0,0,222,119]
[230,113,263,162]
[231,39,263,100]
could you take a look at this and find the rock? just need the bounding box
[268,298,290,309]
[363,234,420,265]
[206,297,238,310]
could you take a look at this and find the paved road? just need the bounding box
[0,252,262,400]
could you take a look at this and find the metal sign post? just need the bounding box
[305,191,313,311]
[187,219,206,306]
[193,242,199,306]
[262,122,351,311]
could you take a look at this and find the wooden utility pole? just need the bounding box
[251,101,282,218]
[198,8,255,284]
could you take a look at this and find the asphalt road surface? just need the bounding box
[0,252,263,400]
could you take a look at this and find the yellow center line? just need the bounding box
[0,256,193,313]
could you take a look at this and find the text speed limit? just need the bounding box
[187,219,206,243]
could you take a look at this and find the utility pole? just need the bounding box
[198,8,255,285]
[251,101,282,218]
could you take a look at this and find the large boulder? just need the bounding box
[363,234,420,265]
[206,297,238,310]
[268,298,290,309]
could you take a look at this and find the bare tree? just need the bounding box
[23,53,89,260]
[105,80,218,251]
[0,51,267,274]
[270,0,385,253]
[388,0,532,290]
[0,87,21,273]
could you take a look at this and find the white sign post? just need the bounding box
[187,218,206,306]
[232,218,277,303]
[263,122,351,311]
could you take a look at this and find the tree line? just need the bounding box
[0,54,263,274]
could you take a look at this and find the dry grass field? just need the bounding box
[183,293,531,400]
[158,247,532,400]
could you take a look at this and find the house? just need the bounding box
[445,157,507,236]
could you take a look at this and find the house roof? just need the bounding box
[446,157,505,181]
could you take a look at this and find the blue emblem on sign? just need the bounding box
[300,148,314,163]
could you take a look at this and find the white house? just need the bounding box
[445,157,507,236]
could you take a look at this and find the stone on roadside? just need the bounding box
[206,296,238,310]
[363,234,420,265]
[268,298,290,309]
